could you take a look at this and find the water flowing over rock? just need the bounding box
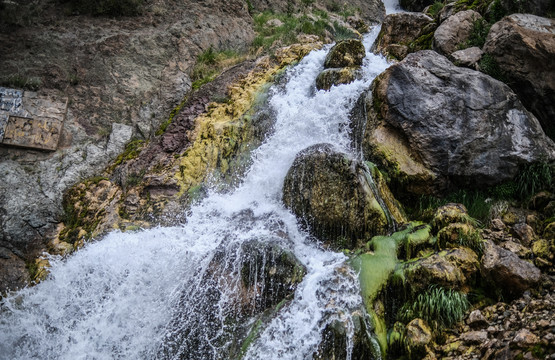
[433,10,482,56]
[315,67,363,91]
[373,12,436,60]
[158,212,306,360]
[282,143,405,249]
[361,50,555,194]
[483,14,555,140]
[481,240,541,299]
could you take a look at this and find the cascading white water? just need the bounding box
[0,22,394,360]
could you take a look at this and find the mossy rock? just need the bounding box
[544,222,555,241]
[431,203,475,232]
[315,66,362,91]
[437,222,484,255]
[404,318,433,359]
[283,143,405,250]
[401,247,480,294]
[532,239,553,260]
[323,39,366,69]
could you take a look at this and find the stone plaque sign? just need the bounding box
[0,87,67,151]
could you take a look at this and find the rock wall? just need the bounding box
[0,0,255,293]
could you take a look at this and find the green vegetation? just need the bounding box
[108,139,145,172]
[426,1,445,17]
[514,160,554,200]
[478,53,505,82]
[59,0,144,16]
[459,18,491,49]
[398,285,470,330]
[191,47,246,90]
[251,11,356,53]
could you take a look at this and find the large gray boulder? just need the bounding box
[433,10,482,56]
[373,12,436,60]
[483,14,555,140]
[282,144,405,249]
[481,240,541,299]
[360,50,555,194]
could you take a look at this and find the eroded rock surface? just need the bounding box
[361,50,555,195]
[483,14,555,139]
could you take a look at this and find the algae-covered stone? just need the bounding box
[403,247,479,294]
[532,239,552,260]
[315,67,362,91]
[431,203,474,232]
[283,143,404,249]
[544,222,555,240]
[437,222,484,256]
[324,39,366,69]
[405,318,433,358]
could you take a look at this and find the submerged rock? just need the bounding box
[158,212,306,359]
[373,12,436,60]
[433,10,482,56]
[313,309,381,360]
[315,67,362,91]
[361,50,555,194]
[324,39,366,69]
[481,240,541,299]
[282,143,405,249]
[483,14,555,140]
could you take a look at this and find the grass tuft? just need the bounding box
[398,285,470,330]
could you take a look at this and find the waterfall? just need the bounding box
[0,23,394,360]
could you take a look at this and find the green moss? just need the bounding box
[407,32,434,51]
[426,1,445,17]
[458,18,491,50]
[108,139,145,171]
[0,74,42,91]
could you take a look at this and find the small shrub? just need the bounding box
[514,160,554,200]
[398,285,470,330]
[427,1,445,17]
[332,21,356,41]
[479,53,505,82]
[464,18,490,48]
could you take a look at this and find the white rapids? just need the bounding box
[0,17,396,360]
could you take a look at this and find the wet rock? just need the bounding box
[324,39,366,69]
[437,223,481,251]
[544,222,555,240]
[362,50,555,194]
[159,219,306,360]
[481,240,541,299]
[483,14,555,140]
[451,46,483,69]
[468,310,488,328]
[282,143,405,249]
[431,203,473,232]
[0,251,30,295]
[405,318,433,357]
[403,247,479,293]
[373,12,435,60]
[315,67,362,91]
[528,191,554,211]
[433,10,482,56]
[313,309,380,360]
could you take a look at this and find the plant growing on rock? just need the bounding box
[398,285,470,331]
[514,160,554,201]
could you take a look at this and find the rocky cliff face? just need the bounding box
[0,0,256,293]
